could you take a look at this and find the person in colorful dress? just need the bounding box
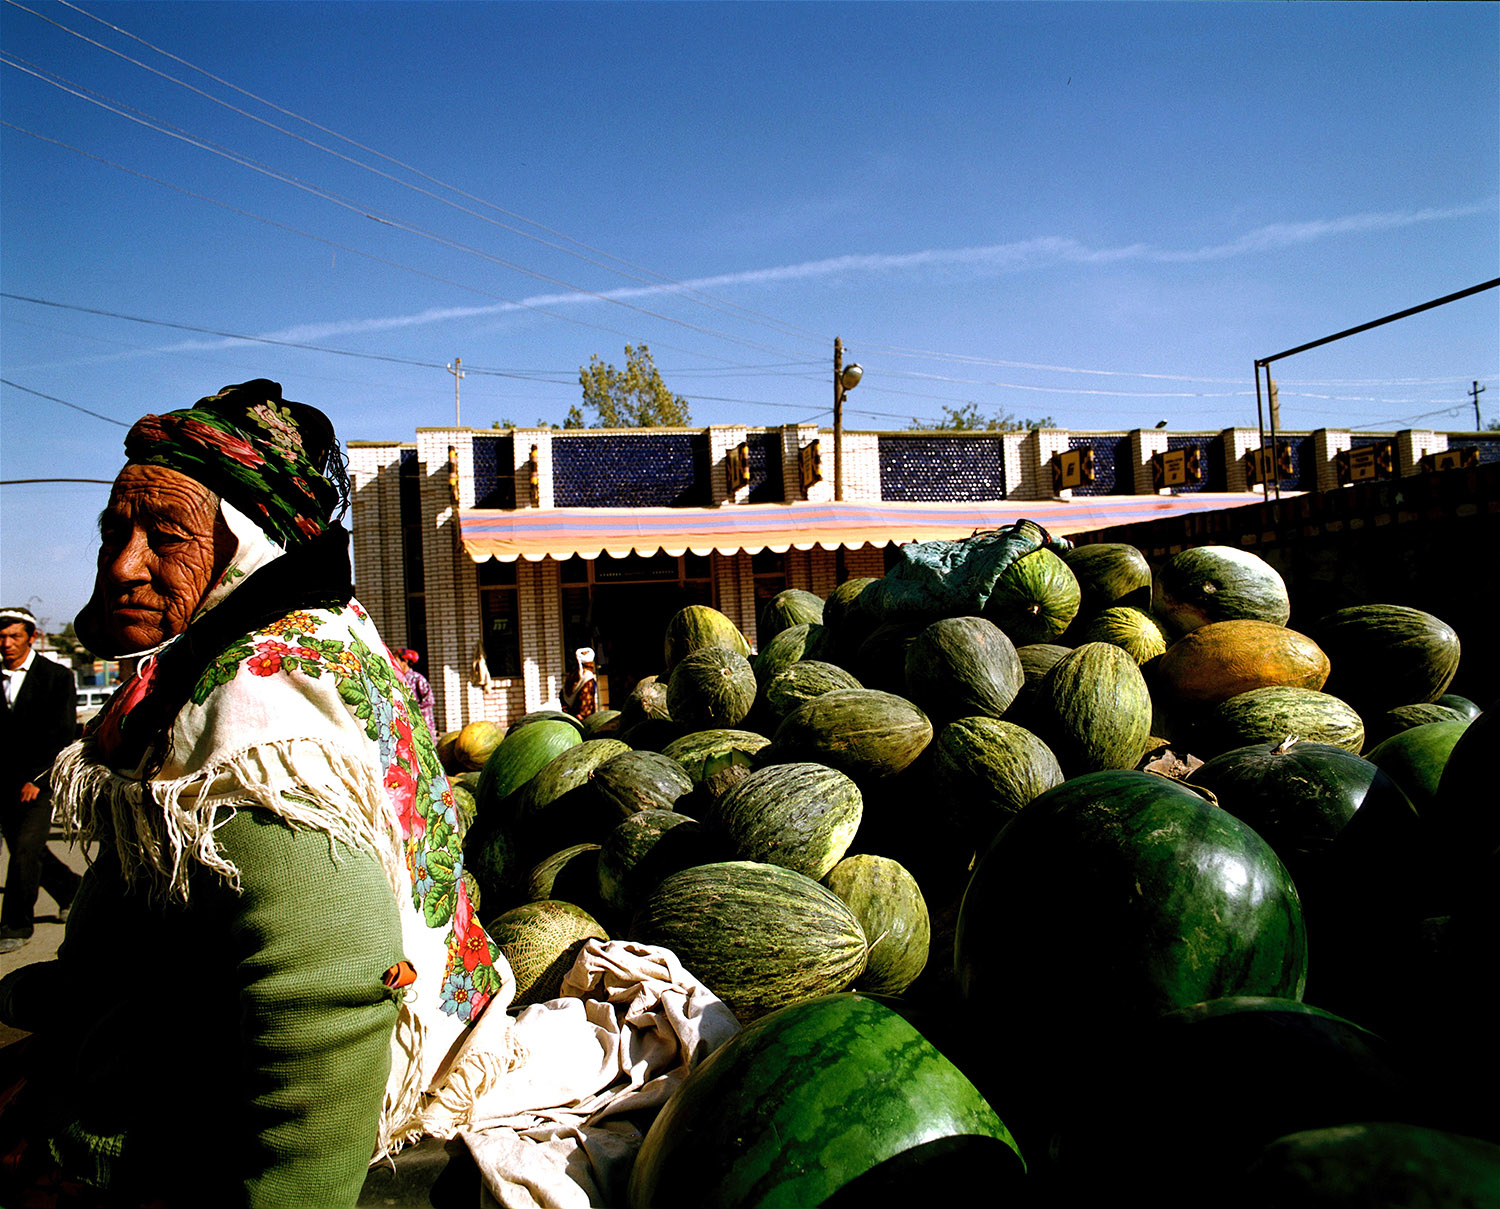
[392,647,436,737]
[0,381,506,1208]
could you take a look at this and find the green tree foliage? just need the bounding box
[910,402,1056,432]
[578,344,691,428]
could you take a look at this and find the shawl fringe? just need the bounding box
[53,732,404,902]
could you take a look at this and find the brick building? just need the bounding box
[348,422,1494,733]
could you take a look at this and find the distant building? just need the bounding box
[348,422,1496,733]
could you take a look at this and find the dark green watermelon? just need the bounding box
[596,809,717,917]
[589,749,694,818]
[1306,604,1462,716]
[476,718,582,813]
[663,604,751,675]
[956,771,1307,1032]
[1152,545,1289,635]
[760,660,863,730]
[1365,719,1469,816]
[627,993,1023,1209]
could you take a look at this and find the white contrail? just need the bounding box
[151,201,1494,354]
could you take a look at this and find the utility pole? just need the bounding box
[833,338,844,501]
[1470,380,1486,429]
[447,357,464,426]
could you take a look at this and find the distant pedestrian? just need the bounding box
[561,646,598,719]
[0,606,81,953]
[393,647,436,736]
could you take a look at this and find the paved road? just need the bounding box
[0,825,93,1047]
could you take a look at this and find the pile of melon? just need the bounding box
[439,531,1498,1207]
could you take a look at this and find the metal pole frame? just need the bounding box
[1252,278,1499,500]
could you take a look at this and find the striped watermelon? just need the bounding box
[628,993,1023,1209]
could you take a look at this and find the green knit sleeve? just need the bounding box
[207,808,404,1209]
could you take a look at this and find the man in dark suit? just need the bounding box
[1,606,81,953]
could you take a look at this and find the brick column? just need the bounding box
[708,426,749,505]
[1221,428,1259,492]
[1129,429,1170,495]
[346,442,408,644]
[1397,430,1446,476]
[1312,429,1351,492]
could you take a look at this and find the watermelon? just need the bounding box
[1364,719,1469,816]
[627,993,1023,1209]
[752,622,818,687]
[628,861,867,1021]
[476,718,582,812]
[1307,604,1462,716]
[506,738,632,858]
[956,771,1307,1032]
[716,762,863,881]
[525,843,604,909]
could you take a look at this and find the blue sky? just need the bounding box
[3,1,1497,632]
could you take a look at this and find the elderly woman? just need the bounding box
[0,381,505,1207]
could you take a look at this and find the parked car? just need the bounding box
[76,685,116,723]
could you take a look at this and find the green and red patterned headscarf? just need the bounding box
[124,379,349,547]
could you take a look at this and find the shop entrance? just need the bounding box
[558,553,713,707]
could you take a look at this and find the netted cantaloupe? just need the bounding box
[486,900,609,1007]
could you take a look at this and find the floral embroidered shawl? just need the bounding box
[52,503,513,1156]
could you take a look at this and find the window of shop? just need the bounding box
[477,559,521,679]
[751,549,787,617]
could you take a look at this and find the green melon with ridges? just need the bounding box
[982,547,1082,646]
[486,899,608,1007]
[717,762,863,880]
[476,719,582,813]
[1153,545,1290,635]
[627,993,1023,1209]
[1035,642,1153,776]
[1063,542,1153,613]
[589,748,694,818]
[1079,605,1169,666]
[929,716,1064,846]
[1203,686,1365,758]
[903,615,1022,722]
[752,623,818,687]
[663,604,751,675]
[507,738,632,859]
[823,855,930,995]
[758,589,825,647]
[597,809,716,916]
[769,689,932,783]
[628,861,867,1021]
[667,645,757,729]
[660,728,772,784]
[761,660,863,730]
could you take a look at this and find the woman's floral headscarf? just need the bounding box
[124,379,349,548]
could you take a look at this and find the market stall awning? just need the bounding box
[457,494,1276,562]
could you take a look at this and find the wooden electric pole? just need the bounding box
[1470,380,1486,429]
[447,357,464,426]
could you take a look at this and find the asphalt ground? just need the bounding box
[0,824,93,1047]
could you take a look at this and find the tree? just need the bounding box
[910,403,1056,432]
[577,344,691,428]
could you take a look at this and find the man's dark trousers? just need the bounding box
[1,656,80,936]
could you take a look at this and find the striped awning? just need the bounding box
[457,494,1276,562]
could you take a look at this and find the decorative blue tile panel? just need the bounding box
[1166,435,1212,494]
[472,434,516,509]
[554,433,709,507]
[1445,435,1500,465]
[1065,435,1122,496]
[877,436,1006,501]
[748,431,785,503]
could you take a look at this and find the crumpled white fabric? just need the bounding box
[416,937,740,1209]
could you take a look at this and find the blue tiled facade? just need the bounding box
[877,436,1006,501]
[747,430,785,504]
[553,432,711,507]
[1166,434,1219,493]
[1064,434,1122,496]
[471,434,516,509]
[1446,434,1500,465]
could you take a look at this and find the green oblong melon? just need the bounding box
[663,605,751,675]
[628,861,867,1021]
[904,615,1023,722]
[1153,545,1290,635]
[823,855,930,995]
[769,689,932,783]
[717,762,863,881]
[1035,642,1153,776]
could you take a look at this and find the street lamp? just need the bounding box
[833,338,862,501]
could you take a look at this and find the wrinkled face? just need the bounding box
[95,464,232,651]
[0,622,36,671]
